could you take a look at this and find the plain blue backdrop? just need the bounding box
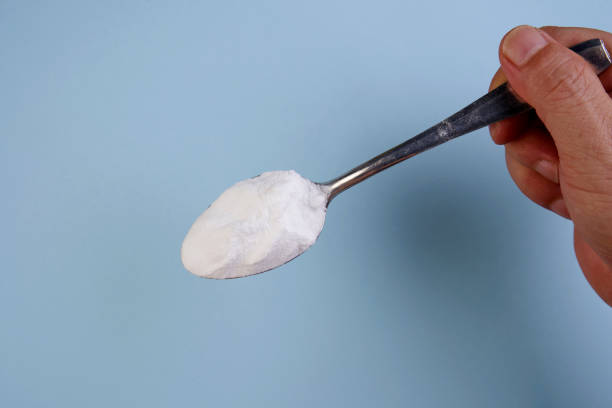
[2,1,612,406]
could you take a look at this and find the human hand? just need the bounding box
[489,25,612,306]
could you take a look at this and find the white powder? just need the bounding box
[181,170,328,279]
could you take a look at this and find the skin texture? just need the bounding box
[489,26,612,306]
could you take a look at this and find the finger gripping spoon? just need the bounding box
[320,39,612,201]
[182,39,611,279]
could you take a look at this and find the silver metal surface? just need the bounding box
[319,39,612,203]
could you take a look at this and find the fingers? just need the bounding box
[489,25,612,146]
[493,26,612,92]
[539,26,612,91]
[491,26,612,91]
[499,26,612,168]
[493,25,612,308]
[504,126,567,218]
[505,127,559,183]
[489,111,535,145]
[505,145,569,219]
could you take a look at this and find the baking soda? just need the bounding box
[181,170,327,279]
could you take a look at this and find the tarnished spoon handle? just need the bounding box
[324,39,612,200]
[452,38,612,129]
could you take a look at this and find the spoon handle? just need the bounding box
[324,39,612,201]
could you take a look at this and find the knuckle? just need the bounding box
[540,56,596,108]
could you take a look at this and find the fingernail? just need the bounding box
[502,25,549,67]
[534,160,559,184]
[550,198,570,219]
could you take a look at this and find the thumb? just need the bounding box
[499,25,612,163]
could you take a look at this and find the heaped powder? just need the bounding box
[181,170,328,279]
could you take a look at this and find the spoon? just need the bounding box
[182,39,611,279]
[318,38,611,202]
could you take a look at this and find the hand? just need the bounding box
[489,25,612,306]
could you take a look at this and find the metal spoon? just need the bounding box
[318,39,611,202]
[182,39,611,279]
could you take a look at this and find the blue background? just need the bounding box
[2,1,612,406]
